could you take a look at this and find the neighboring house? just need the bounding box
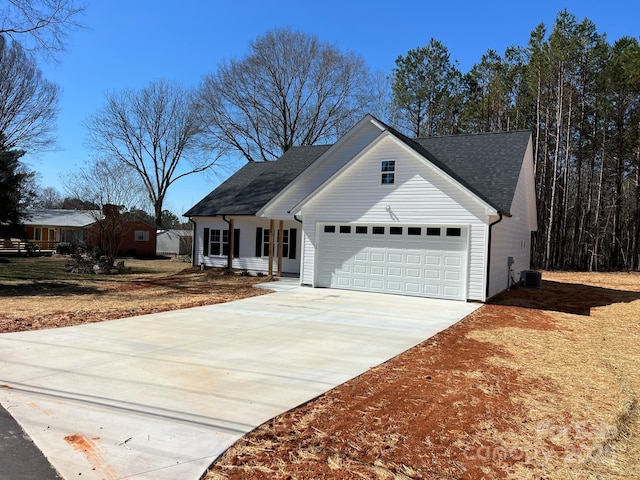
[185,115,537,302]
[21,209,157,257]
[22,209,98,250]
[156,229,193,257]
[100,216,157,257]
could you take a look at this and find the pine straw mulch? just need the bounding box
[0,260,271,333]
[204,271,640,480]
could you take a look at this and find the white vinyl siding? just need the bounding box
[300,135,490,301]
[487,141,536,298]
[193,217,301,274]
[261,120,384,219]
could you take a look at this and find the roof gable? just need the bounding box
[184,145,331,217]
[185,113,532,218]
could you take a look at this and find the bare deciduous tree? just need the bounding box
[0,37,59,152]
[86,79,213,227]
[63,157,150,212]
[197,27,372,162]
[0,0,84,59]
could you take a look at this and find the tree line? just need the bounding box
[1,4,638,270]
[389,11,639,271]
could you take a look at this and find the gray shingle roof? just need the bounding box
[184,145,331,216]
[22,209,99,227]
[413,130,531,213]
[185,126,530,217]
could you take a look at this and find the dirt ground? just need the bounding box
[2,260,639,479]
[203,272,640,480]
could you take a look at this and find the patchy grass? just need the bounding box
[204,271,640,480]
[0,256,272,333]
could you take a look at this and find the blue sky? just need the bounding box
[28,0,639,216]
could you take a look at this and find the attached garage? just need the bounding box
[315,224,468,300]
[187,114,537,303]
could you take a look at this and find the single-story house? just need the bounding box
[185,115,537,302]
[22,209,98,249]
[21,209,157,257]
[156,229,193,257]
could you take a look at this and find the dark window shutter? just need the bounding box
[203,228,210,256]
[233,229,240,258]
[289,228,297,259]
[255,227,262,257]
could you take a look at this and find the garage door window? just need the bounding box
[427,227,441,236]
[446,227,462,237]
[408,227,421,235]
[339,226,351,234]
[355,226,368,234]
[372,226,385,234]
[324,225,336,233]
[390,226,403,235]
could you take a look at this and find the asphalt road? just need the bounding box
[0,402,61,480]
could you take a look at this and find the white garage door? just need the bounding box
[316,224,468,300]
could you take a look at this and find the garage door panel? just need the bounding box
[425,255,442,266]
[445,270,461,281]
[370,265,384,275]
[353,278,367,288]
[444,255,462,267]
[387,281,402,292]
[370,252,385,262]
[316,224,467,300]
[424,284,440,295]
[387,253,403,264]
[387,266,402,277]
[405,268,421,278]
[443,285,461,297]
[406,255,422,265]
[425,269,441,280]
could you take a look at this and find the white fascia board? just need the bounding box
[291,131,499,217]
[256,114,385,218]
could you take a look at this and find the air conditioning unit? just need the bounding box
[520,270,542,289]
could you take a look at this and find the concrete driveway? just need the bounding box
[0,281,479,480]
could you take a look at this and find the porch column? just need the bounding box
[227,217,234,270]
[277,220,284,277]
[268,219,275,276]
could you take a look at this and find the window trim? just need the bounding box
[134,230,149,242]
[257,227,296,259]
[381,160,395,185]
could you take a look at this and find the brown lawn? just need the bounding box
[1,257,639,479]
[204,272,640,480]
[0,256,271,333]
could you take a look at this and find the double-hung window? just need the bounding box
[203,228,240,257]
[134,230,149,242]
[255,227,297,259]
[381,160,395,184]
[209,229,222,255]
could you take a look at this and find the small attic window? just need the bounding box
[381,160,395,184]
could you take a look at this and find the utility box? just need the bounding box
[520,270,542,289]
